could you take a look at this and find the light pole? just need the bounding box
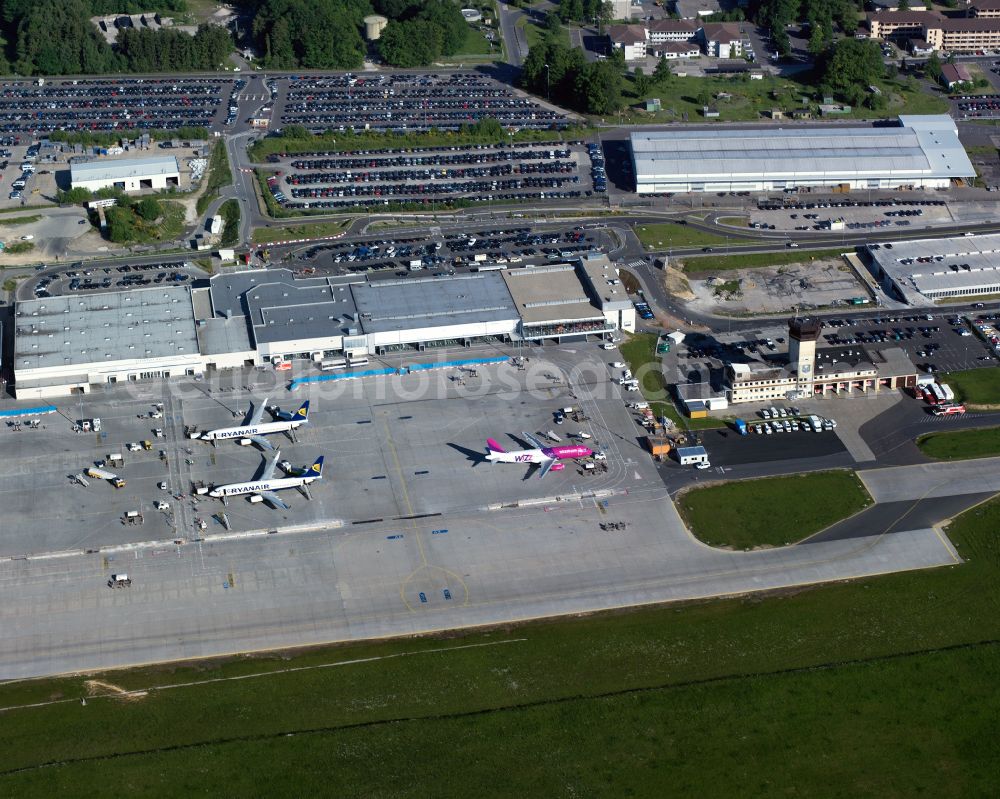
[544,63,550,101]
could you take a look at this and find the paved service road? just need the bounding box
[859,457,1000,503]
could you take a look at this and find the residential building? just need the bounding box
[653,41,701,59]
[701,22,743,57]
[868,8,1000,51]
[968,0,1000,18]
[647,19,699,44]
[607,24,647,61]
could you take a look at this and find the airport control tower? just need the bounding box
[788,316,823,387]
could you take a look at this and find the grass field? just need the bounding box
[680,248,848,273]
[2,491,1000,794]
[622,73,947,124]
[678,471,873,548]
[196,140,232,216]
[941,367,1000,406]
[917,426,1000,461]
[251,220,352,244]
[633,222,732,250]
[619,333,724,430]
[441,26,500,60]
[517,16,570,51]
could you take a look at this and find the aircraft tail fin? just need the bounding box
[277,400,310,422]
[486,438,506,454]
[307,455,324,478]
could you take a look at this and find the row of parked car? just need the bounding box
[283,161,576,185]
[0,77,232,133]
[278,73,569,132]
[588,142,607,193]
[284,147,574,170]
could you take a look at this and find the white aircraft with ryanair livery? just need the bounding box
[193,398,310,450]
[209,450,324,509]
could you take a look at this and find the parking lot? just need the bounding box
[262,139,602,211]
[680,310,998,380]
[273,72,571,133]
[752,197,952,233]
[28,259,201,299]
[290,223,610,277]
[262,140,601,211]
[0,77,233,135]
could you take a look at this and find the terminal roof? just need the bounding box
[15,286,196,370]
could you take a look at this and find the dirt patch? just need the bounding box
[84,679,148,702]
[663,265,694,302]
[685,257,863,315]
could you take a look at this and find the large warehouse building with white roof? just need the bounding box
[629,115,975,194]
[70,155,180,193]
[865,232,1000,303]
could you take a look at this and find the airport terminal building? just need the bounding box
[13,286,205,399]
[630,115,975,194]
[13,255,635,398]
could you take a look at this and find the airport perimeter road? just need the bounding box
[859,457,1000,503]
[0,492,959,680]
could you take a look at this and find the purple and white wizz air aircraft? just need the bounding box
[485,432,592,478]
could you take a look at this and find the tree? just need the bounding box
[865,91,888,110]
[898,0,909,9]
[558,0,583,22]
[574,60,623,114]
[653,56,671,85]
[807,24,827,56]
[822,39,884,101]
[544,11,562,35]
[417,0,468,56]
[378,19,444,66]
[105,207,137,244]
[633,66,650,97]
[925,52,943,82]
[136,197,161,222]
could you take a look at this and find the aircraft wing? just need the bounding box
[538,457,557,479]
[250,434,275,451]
[257,450,281,481]
[246,397,268,427]
[259,490,289,510]
[522,431,545,450]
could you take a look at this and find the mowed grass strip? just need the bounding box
[681,248,847,273]
[251,220,352,244]
[1,493,1000,791]
[941,368,1000,406]
[3,644,997,797]
[678,471,873,548]
[918,426,1000,461]
[633,222,732,250]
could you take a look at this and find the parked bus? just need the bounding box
[320,359,348,371]
[348,356,369,367]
